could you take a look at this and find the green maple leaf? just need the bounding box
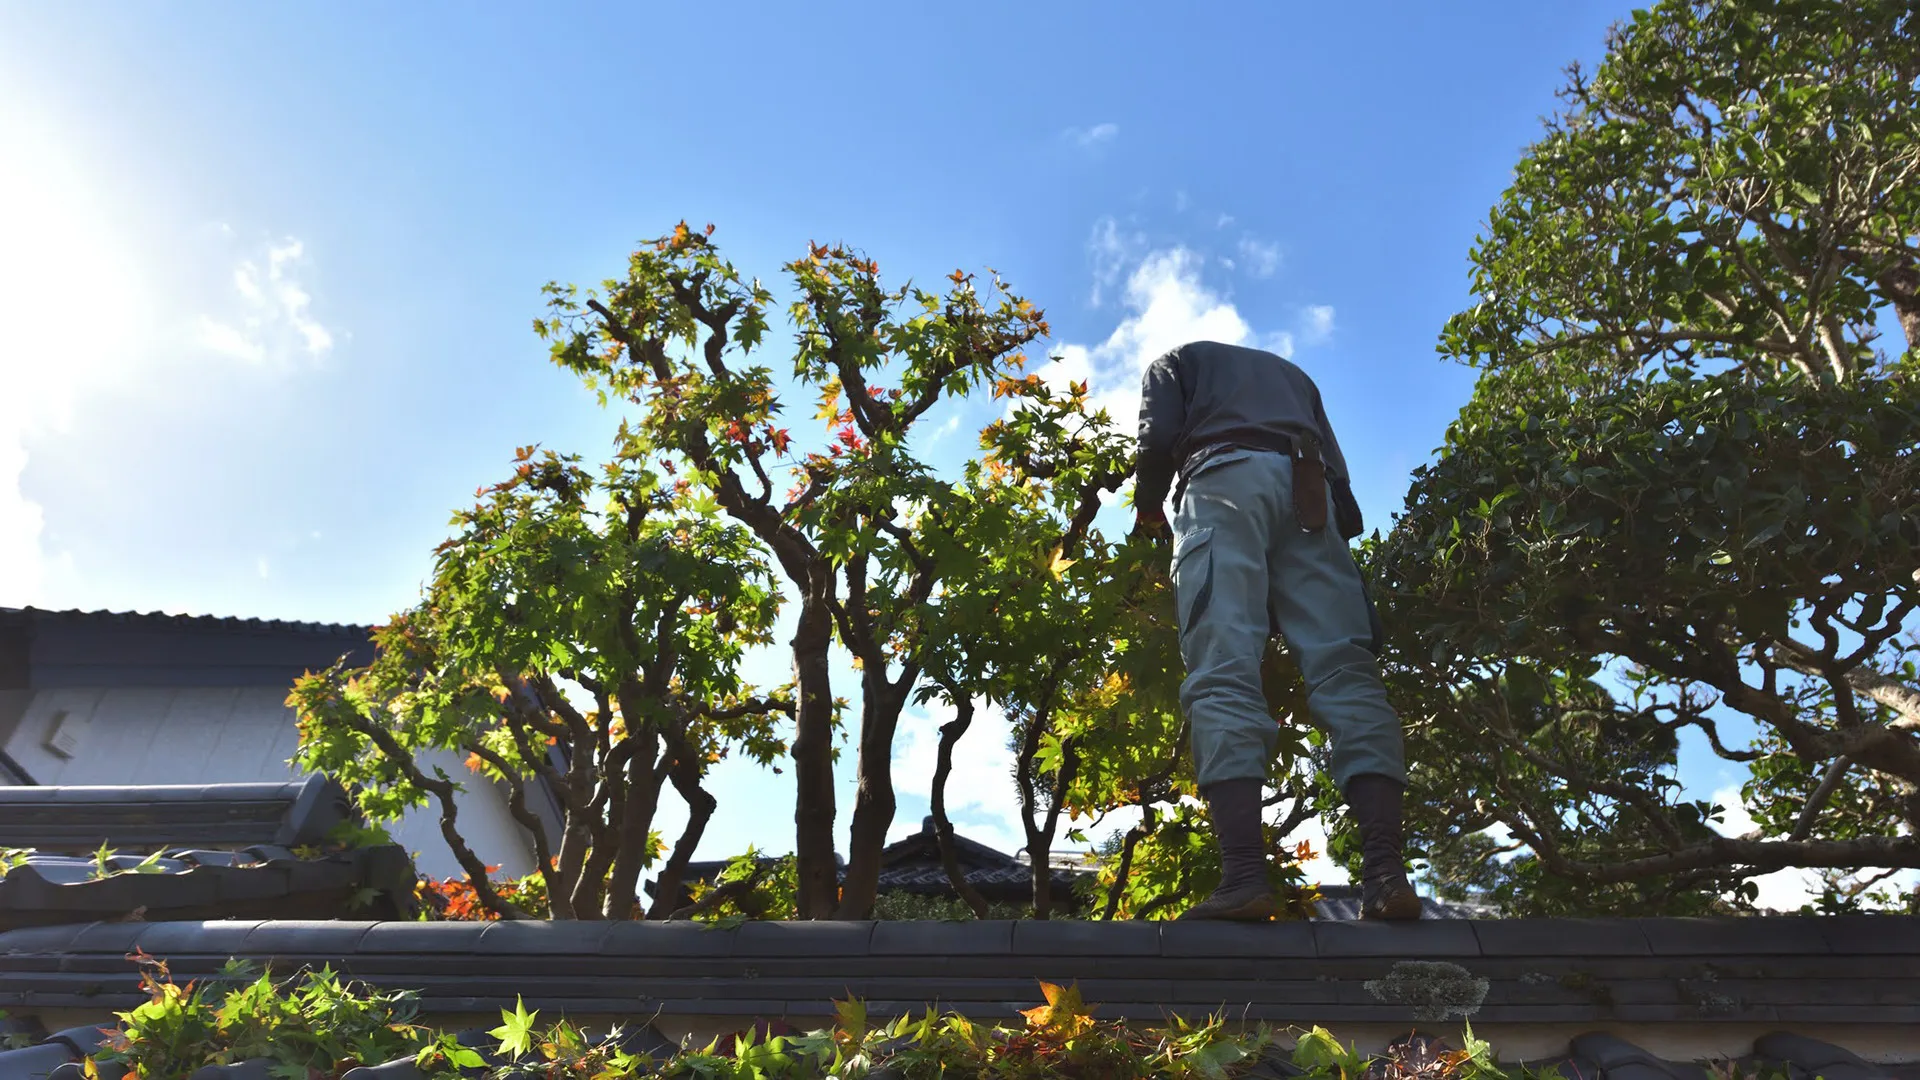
[490,995,539,1059]
[833,996,868,1040]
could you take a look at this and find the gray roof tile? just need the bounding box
[106,920,262,957]
[1570,1033,1710,1080]
[0,917,1915,1066]
[1312,918,1481,957]
[734,920,876,957]
[356,921,491,955]
[39,1028,107,1060]
[1755,1033,1901,1080]
[1640,918,1831,956]
[869,918,1014,956]
[0,776,351,853]
[0,1042,76,1080]
[0,843,414,930]
[236,920,375,956]
[1012,918,1158,956]
[1160,919,1317,958]
[475,920,615,956]
[1474,919,1653,957]
[1814,914,1920,955]
[602,920,738,958]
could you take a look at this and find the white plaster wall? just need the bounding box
[0,687,535,879]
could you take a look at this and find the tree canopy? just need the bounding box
[1385,0,1920,915]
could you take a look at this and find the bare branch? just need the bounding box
[463,740,566,918]
[343,709,528,920]
[1536,831,1920,882]
[929,690,991,919]
[1790,756,1854,843]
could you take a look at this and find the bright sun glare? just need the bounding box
[0,99,152,603]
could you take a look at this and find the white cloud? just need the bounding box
[256,557,271,579]
[1707,785,1822,911]
[1030,246,1253,430]
[194,315,267,364]
[1237,237,1281,278]
[1302,304,1336,344]
[1215,214,1235,230]
[1064,122,1119,149]
[918,412,965,449]
[1087,216,1146,308]
[198,237,335,366]
[1173,190,1190,213]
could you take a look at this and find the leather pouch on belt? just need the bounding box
[1293,454,1329,532]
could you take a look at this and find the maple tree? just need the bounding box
[291,435,790,920]
[911,373,1132,917]
[540,225,1048,917]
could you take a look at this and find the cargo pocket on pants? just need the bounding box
[1171,526,1215,643]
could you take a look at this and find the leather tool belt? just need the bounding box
[1172,430,1328,533]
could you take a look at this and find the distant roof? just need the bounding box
[0,607,375,689]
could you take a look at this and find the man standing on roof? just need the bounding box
[1132,340,1421,922]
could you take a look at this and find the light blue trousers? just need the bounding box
[1170,448,1406,792]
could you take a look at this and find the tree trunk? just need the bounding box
[790,584,841,919]
[1028,838,1055,920]
[601,730,664,919]
[1878,264,1920,355]
[551,821,589,921]
[930,695,990,919]
[647,755,720,919]
[1102,805,1158,920]
[835,677,909,919]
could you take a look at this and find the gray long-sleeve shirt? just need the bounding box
[1134,340,1353,513]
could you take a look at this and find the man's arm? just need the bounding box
[1134,348,1186,524]
[1310,382,1366,540]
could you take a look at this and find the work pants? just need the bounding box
[1170,448,1406,791]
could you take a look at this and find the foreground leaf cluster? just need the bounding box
[88,961,1725,1080]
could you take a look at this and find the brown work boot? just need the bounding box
[1180,779,1279,922]
[1345,773,1423,921]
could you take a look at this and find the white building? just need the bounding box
[0,607,550,880]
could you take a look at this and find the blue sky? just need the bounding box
[9,2,1811,902]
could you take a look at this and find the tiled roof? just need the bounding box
[0,779,416,929]
[0,607,375,690]
[0,918,1915,1075]
[0,776,354,853]
[1,917,1914,1035]
[0,845,419,929]
[873,863,1080,889]
[0,607,371,638]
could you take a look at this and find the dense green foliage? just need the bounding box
[1385,0,1920,915]
[87,957,1706,1080]
[291,426,792,921]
